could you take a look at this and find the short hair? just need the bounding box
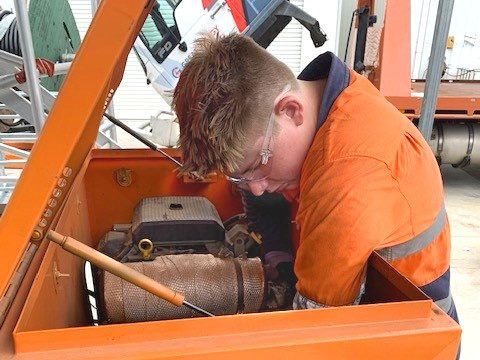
[173,33,297,176]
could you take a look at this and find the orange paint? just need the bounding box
[0,0,460,358]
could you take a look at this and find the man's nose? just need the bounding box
[248,179,269,196]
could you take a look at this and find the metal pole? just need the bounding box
[47,230,214,317]
[0,143,30,158]
[13,0,46,132]
[0,160,27,166]
[0,176,19,184]
[0,62,70,89]
[0,115,21,120]
[103,113,183,167]
[418,0,455,140]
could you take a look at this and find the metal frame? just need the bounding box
[373,0,479,122]
[13,0,45,132]
[0,46,119,199]
[417,0,456,139]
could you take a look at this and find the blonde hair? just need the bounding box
[173,33,297,176]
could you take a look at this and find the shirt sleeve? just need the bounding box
[295,156,411,306]
[240,190,293,256]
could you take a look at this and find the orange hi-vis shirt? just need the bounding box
[294,63,451,307]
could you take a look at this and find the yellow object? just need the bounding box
[447,36,455,49]
[250,231,263,244]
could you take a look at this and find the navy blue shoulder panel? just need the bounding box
[298,52,350,130]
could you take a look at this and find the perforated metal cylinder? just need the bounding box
[99,254,265,323]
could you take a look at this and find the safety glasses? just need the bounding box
[226,84,291,188]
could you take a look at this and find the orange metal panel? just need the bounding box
[14,180,94,333]
[84,149,243,242]
[371,0,411,97]
[0,0,154,299]
[12,304,459,358]
[388,95,480,118]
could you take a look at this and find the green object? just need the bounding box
[29,0,81,91]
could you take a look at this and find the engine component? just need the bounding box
[132,196,224,244]
[101,196,229,261]
[138,239,154,260]
[428,122,480,167]
[226,223,260,257]
[99,254,265,323]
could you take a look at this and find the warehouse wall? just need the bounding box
[267,0,305,75]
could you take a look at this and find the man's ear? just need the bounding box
[274,95,304,126]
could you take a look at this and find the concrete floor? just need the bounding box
[443,166,480,359]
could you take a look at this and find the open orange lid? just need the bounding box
[0,0,153,304]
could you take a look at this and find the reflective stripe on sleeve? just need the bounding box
[377,204,446,261]
[435,291,453,314]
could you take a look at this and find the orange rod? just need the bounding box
[46,230,185,307]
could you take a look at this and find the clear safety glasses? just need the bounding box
[226,84,291,188]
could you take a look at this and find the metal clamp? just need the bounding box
[435,122,444,165]
[453,122,474,168]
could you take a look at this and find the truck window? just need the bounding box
[140,0,181,63]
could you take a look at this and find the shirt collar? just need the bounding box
[297,52,350,130]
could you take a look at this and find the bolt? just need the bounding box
[31,229,43,241]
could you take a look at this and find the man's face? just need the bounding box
[228,117,308,196]
[226,83,319,196]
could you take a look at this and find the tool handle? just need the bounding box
[47,230,185,306]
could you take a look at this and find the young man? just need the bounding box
[173,34,458,322]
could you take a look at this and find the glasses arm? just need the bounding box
[259,84,291,165]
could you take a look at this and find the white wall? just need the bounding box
[300,0,341,68]
[0,0,15,11]
[337,0,355,62]
[411,0,480,79]
[267,0,305,75]
[69,0,168,121]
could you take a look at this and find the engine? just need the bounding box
[91,196,283,324]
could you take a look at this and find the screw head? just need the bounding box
[31,229,43,241]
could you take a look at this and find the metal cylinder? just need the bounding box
[427,123,480,166]
[99,254,265,323]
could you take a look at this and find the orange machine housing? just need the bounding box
[0,0,461,358]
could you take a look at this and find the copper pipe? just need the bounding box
[46,230,185,307]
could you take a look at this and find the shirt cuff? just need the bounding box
[293,282,366,309]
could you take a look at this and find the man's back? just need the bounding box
[296,70,453,316]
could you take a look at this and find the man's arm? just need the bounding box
[240,190,294,270]
[295,156,412,307]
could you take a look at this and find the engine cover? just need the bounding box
[131,196,225,246]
